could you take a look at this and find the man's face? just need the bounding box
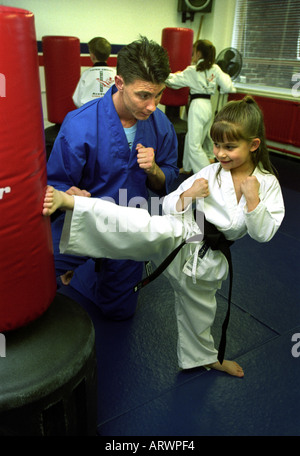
[118,77,166,121]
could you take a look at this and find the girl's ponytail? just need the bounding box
[194,40,216,72]
[243,95,255,104]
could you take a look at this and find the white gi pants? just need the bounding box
[183,98,214,173]
[60,198,228,369]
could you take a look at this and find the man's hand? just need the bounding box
[136,143,156,175]
[66,186,91,197]
[136,143,166,191]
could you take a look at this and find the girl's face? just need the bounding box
[213,137,260,174]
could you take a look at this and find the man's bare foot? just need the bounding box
[206,360,244,378]
[42,186,74,216]
[60,270,74,285]
[179,168,192,175]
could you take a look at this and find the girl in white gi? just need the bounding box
[43,96,285,378]
[166,39,236,174]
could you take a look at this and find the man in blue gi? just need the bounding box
[47,36,179,320]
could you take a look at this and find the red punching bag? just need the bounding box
[0,6,56,331]
[160,27,194,107]
[42,36,80,124]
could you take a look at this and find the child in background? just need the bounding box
[43,96,284,377]
[166,39,236,174]
[73,37,116,107]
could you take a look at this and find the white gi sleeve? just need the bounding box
[214,64,236,94]
[72,80,83,107]
[163,173,201,215]
[165,66,194,90]
[244,175,285,242]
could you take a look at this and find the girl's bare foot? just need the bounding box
[207,360,244,378]
[42,186,74,216]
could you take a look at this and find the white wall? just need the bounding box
[1,0,236,125]
[1,0,236,49]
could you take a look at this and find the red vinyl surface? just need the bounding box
[0,6,56,331]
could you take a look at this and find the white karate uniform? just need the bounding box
[72,65,116,107]
[59,163,285,369]
[166,62,236,173]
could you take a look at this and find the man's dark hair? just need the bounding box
[117,36,170,84]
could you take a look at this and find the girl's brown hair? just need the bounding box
[211,95,278,176]
[194,39,216,72]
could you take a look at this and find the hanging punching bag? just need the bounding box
[160,27,194,107]
[42,36,80,124]
[0,6,56,331]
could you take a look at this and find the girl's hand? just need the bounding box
[176,178,209,212]
[241,176,260,211]
[189,178,209,199]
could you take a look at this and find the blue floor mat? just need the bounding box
[220,231,300,333]
[59,274,279,435]
[97,327,300,436]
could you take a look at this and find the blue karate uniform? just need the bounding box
[47,85,178,319]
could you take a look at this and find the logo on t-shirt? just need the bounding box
[96,76,114,88]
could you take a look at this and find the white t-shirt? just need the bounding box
[73,65,116,107]
[124,123,137,150]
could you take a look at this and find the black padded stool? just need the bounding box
[0,293,97,436]
[45,124,61,160]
